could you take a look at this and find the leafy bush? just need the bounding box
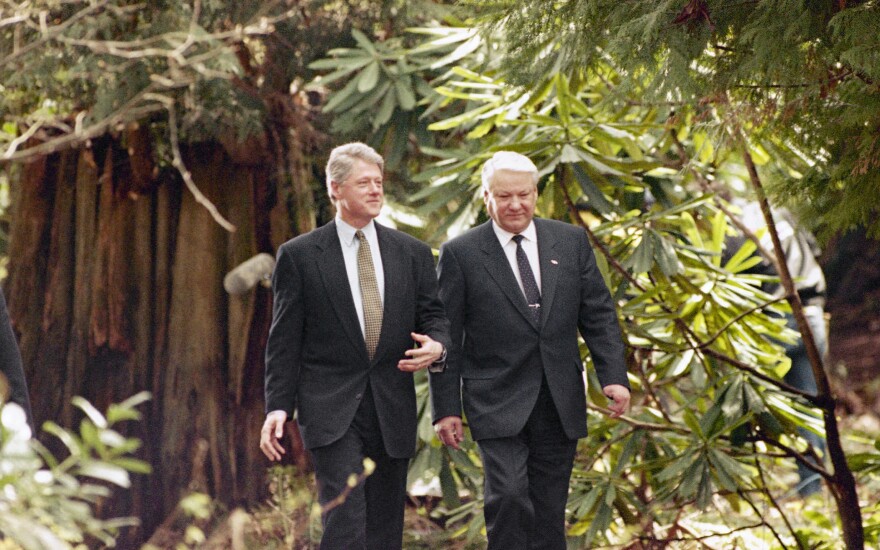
[0,392,151,549]
[311,19,880,548]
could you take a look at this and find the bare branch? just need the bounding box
[0,1,120,67]
[756,433,832,482]
[2,121,43,159]
[586,405,690,434]
[747,438,802,549]
[162,97,236,232]
[661,296,788,353]
[639,521,769,545]
[2,86,167,161]
[735,126,865,548]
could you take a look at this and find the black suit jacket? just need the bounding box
[0,288,33,428]
[264,221,450,458]
[430,218,627,440]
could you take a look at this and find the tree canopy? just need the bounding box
[469,0,880,238]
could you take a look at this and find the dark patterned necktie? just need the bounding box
[356,230,383,359]
[512,235,541,323]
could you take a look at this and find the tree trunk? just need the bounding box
[741,144,864,549]
[4,136,308,544]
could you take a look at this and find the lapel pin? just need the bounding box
[551,259,558,265]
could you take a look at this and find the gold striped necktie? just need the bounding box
[356,230,383,359]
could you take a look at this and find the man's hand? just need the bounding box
[603,384,631,418]
[434,416,464,450]
[260,410,288,461]
[397,332,444,372]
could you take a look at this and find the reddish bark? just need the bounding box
[4,138,307,545]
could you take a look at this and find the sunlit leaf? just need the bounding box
[357,62,380,92]
[350,28,376,55]
[79,462,131,488]
[572,164,615,215]
[628,232,654,274]
[72,396,108,429]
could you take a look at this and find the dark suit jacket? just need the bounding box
[430,218,627,441]
[264,221,450,458]
[0,287,33,428]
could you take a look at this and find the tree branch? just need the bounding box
[736,127,864,549]
[161,97,236,232]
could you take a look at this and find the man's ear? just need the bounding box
[330,181,340,201]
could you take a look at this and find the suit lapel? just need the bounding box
[316,222,369,361]
[373,223,405,364]
[480,222,538,329]
[535,219,560,327]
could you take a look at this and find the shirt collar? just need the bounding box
[492,219,537,246]
[336,215,377,246]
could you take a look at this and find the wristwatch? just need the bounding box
[428,346,448,373]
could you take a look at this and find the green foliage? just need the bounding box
[464,0,880,238]
[309,26,481,135]
[409,370,485,543]
[0,1,445,164]
[308,16,880,547]
[2,2,257,149]
[0,392,151,549]
[261,465,316,548]
[305,22,488,217]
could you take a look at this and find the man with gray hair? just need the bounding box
[260,142,450,549]
[430,150,630,549]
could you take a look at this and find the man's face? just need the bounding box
[332,159,384,228]
[484,169,537,234]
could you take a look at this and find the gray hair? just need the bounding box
[481,151,539,193]
[326,142,384,201]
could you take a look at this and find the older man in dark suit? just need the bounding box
[430,151,630,550]
[260,142,450,550]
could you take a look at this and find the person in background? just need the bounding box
[0,286,33,430]
[259,142,450,549]
[734,200,828,497]
[430,151,630,549]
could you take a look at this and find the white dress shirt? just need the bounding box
[492,220,541,297]
[336,216,385,338]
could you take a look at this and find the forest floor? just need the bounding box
[172,292,880,550]
[193,409,880,550]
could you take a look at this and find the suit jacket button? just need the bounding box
[355,393,363,400]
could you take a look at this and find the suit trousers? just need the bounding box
[477,373,578,550]
[782,307,827,496]
[309,383,409,550]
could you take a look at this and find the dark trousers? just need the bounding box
[477,375,578,550]
[782,308,827,497]
[309,384,409,550]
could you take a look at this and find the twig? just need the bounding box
[2,88,167,161]
[641,521,766,545]
[321,468,373,515]
[2,121,43,159]
[746,438,798,549]
[1,1,119,66]
[701,347,819,401]
[586,405,690,434]
[756,433,832,482]
[160,98,236,232]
